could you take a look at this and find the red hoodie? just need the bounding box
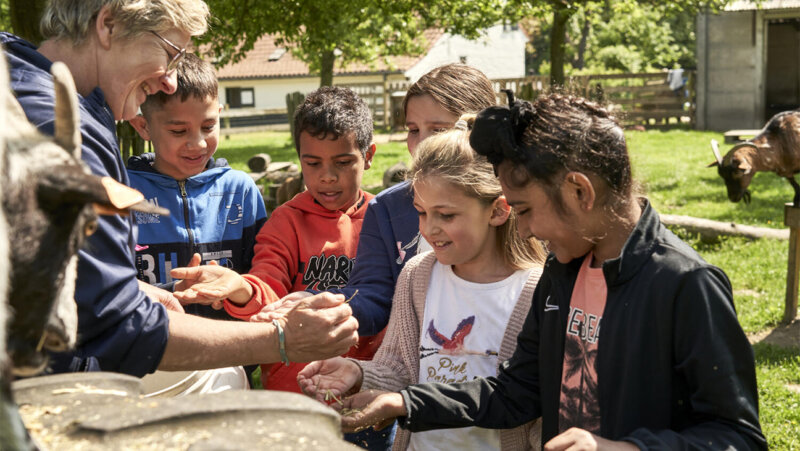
[224,190,382,391]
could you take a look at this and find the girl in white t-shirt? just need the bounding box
[298,121,547,451]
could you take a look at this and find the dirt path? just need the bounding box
[748,319,800,349]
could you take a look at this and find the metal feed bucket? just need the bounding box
[13,372,358,450]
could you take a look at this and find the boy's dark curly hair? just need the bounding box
[470,91,633,214]
[293,86,373,157]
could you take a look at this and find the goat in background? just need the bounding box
[0,53,166,448]
[709,110,800,206]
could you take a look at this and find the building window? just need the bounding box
[459,56,467,64]
[268,47,287,62]
[226,87,255,108]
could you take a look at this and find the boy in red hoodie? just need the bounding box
[172,87,379,391]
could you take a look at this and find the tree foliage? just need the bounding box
[509,0,733,85]
[200,0,505,86]
[6,0,46,44]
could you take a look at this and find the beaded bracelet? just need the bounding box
[272,319,290,366]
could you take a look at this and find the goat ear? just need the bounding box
[94,177,170,216]
[707,161,719,168]
[51,62,81,160]
[38,168,110,208]
[38,170,169,216]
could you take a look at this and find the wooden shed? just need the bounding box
[696,0,800,131]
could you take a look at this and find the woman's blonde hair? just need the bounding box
[41,0,210,45]
[410,117,546,270]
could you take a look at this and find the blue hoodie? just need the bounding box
[127,152,267,285]
[3,32,169,376]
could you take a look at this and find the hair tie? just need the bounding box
[454,119,469,131]
[469,91,537,166]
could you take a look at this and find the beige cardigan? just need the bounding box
[357,252,543,451]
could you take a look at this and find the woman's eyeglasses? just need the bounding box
[151,31,186,74]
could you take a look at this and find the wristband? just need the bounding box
[272,319,290,366]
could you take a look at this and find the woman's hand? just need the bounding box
[544,428,640,451]
[249,291,315,323]
[297,357,363,403]
[338,390,405,433]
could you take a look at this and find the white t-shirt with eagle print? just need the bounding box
[409,262,532,451]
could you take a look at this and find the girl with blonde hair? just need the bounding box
[299,121,546,451]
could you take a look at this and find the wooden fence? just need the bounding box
[117,70,695,152]
[338,71,695,130]
[493,72,695,128]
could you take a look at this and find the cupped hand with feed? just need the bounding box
[297,357,363,403]
[338,390,405,434]
[280,292,359,363]
[544,428,640,451]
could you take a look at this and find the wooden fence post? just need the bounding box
[223,104,231,140]
[784,203,800,324]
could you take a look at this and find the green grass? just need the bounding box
[218,130,800,448]
[752,343,800,450]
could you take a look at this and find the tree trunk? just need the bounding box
[549,2,573,87]
[319,49,335,87]
[574,16,590,70]
[9,0,46,44]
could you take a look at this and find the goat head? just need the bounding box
[709,139,754,204]
[1,61,167,375]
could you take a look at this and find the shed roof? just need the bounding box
[215,29,444,80]
[726,0,800,11]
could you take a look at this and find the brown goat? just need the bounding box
[709,110,800,206]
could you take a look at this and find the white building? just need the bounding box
[214,24,528,128]
[696,0,800,130]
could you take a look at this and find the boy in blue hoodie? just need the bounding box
[127,53,267,308]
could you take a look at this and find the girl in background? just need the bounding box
[299,121,547,451]
[326,64,498,336]
[324,93,767,451]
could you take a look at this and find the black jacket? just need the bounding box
[400,200,766,450]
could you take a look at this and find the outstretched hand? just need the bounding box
[171,258,251,307]
[297,357,363,403]
[337,390,405,433]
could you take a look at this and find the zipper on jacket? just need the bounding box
[178,180,195,253]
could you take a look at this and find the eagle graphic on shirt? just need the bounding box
[421,316,499,359]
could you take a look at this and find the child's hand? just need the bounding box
[544,428,640,451]
[338,390,405,433]
[170,262,251,306]
[297,357,363,403]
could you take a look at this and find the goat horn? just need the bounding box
[729,142,759,152]
[710,139,723,165]
[51,62,81,160]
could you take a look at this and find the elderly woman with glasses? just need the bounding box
[1,0,358,380]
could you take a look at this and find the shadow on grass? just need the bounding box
[753,341,800,368]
